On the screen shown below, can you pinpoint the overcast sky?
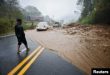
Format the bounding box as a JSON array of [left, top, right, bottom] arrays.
[[19, 0, 82, 23]]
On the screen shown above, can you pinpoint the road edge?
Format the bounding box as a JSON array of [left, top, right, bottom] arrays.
[[0, 34, 15, 38]]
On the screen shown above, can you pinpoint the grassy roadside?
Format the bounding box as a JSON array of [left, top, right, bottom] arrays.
[[0, 21, 38, 36], [23, 21, 38, 30]]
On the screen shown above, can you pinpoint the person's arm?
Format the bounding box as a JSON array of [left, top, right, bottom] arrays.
[[15, 25, 20, 37], [19, 26, 25, 36], [15, 26, 17, 36]]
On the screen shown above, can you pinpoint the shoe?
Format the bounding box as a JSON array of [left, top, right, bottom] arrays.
[[26, 48, 30, 52], [17, 50, 21, 54]]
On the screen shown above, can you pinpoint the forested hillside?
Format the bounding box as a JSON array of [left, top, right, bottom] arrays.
[[0, 0, 43, 35], [0, 0, 23, 34], [22, 6, 42, 21], [0, 0, 110, 35], [79, 0, 110, 24]]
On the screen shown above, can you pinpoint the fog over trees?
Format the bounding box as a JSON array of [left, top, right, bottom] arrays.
[[0, 0, 110, 34]]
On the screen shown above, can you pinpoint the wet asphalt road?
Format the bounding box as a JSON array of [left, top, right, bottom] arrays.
[[0, 35, 85, 75], [0, 35, 37, 75]]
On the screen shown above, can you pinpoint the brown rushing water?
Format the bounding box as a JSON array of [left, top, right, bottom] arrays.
[[26, 25, 110, 75]]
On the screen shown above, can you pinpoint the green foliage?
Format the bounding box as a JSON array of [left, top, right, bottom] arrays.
[[0, 18, 14, 34], [0, 0, 23, 35], [93, 0, 110, 24], [23, 21, 37, 30], [81, 0, 94, 18], [80, 9, 96, 24], [79, 0, 110, 24]]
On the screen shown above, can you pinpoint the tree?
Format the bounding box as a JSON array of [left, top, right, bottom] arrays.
[[79, 0, 110, 24], [0, 0, 23, 34]]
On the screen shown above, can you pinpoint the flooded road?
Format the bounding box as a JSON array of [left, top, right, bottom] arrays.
[[26, 25, 110, 75], [0, 35, 85, 75]]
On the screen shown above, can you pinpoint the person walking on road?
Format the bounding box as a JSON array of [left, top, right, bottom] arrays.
[[15, 19, 29, 54]]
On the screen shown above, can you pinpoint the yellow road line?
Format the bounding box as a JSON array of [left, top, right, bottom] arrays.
[[8, 46, 42, 75], [17, 47, 44, 75]]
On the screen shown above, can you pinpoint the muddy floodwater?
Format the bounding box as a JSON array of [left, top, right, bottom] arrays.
[[26, 25, 110, 75]]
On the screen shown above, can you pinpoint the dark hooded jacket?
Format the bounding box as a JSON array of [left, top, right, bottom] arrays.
[[15, 24, 25, 39]]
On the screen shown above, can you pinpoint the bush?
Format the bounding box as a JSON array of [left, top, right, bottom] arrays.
[[0, 18, 13, 34], [80, 0, 110, 24], [23, 21, 37, 30], [79, 10, 96, 24]]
